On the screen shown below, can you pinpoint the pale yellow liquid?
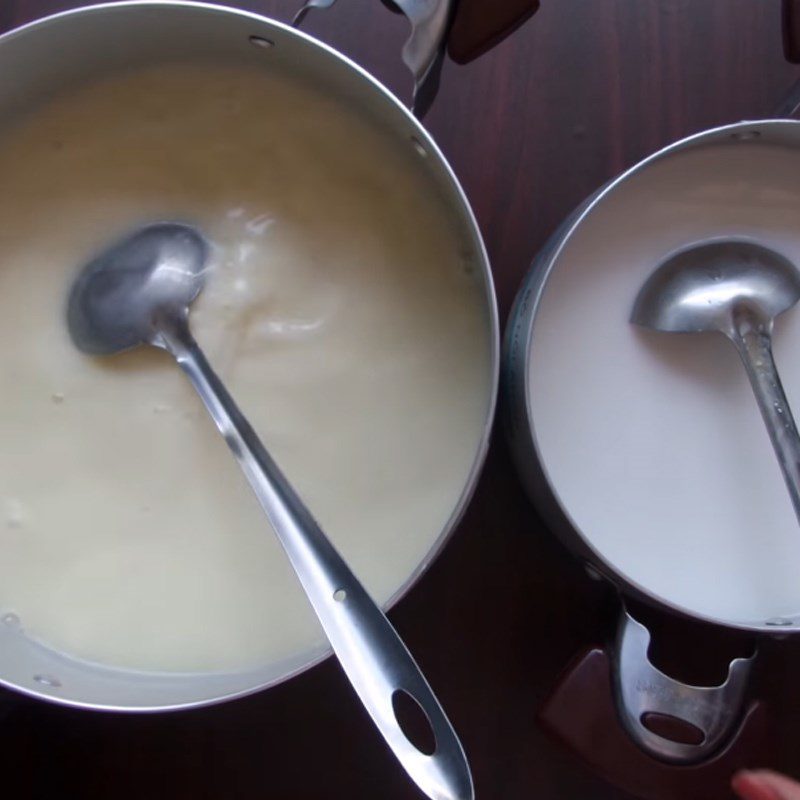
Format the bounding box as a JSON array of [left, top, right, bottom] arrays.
[[0, 64, 490, 671]]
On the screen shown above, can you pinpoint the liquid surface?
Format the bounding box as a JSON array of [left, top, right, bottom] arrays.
[[530, 137, 800, 625], [0, 64, 491, 671]]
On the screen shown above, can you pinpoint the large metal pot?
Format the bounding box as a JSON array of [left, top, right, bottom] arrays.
[[504, 119, 800, 764], [0, 1, 498, 714]]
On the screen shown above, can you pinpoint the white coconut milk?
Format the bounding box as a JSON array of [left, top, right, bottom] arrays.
[[530, 135, 800, 625]]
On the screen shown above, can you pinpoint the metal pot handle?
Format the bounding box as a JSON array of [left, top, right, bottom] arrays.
[[611, 610, 756, 764], [292, 0, 453, 114]]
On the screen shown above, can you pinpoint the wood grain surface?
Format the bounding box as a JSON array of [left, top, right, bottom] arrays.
[[1, 2, 799, 799]]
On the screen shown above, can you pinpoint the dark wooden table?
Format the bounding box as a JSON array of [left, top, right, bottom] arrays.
[[1, 2, 800, 798]]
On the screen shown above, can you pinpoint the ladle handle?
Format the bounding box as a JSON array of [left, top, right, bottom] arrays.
[[158, 321, 473, 800], [730, 314, 800, 524]]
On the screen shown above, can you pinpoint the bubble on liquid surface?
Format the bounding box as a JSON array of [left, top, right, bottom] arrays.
[[4, 499, 25, 529], [766, 617, 794, 627], [246, 214, 274, 236], [33, 674, 61, 688]]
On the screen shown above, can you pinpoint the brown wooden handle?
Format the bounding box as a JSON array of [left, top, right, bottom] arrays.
[[448, 0, 539, 64], [784, 0, 800, 63]]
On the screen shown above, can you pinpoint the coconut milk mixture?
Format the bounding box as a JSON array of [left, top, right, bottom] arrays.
[[0, 64, 490, 671], [530, 136, 800, 624]]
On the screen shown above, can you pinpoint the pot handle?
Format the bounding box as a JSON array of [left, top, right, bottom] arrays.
[[784, 0, 800, 63], [447, 0, 539, 64], [777, 0, 800, 116], [292, 0, 453, 114], [611, 610, 756, 764]]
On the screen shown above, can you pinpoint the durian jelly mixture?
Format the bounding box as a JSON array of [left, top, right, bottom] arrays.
[[0, 63, 491, 672]]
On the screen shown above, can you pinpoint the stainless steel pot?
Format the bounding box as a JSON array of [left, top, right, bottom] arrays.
[[0, 1, 499, 713], [503, 119, 800, 765]]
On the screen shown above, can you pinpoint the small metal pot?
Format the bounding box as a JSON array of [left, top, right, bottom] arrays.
[[503, 119, 800, 764], [0, 1, 498, 713]]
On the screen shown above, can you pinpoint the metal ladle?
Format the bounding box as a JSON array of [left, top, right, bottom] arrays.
[[631, 238, 800, 523], [67, 222, 473, 800]]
